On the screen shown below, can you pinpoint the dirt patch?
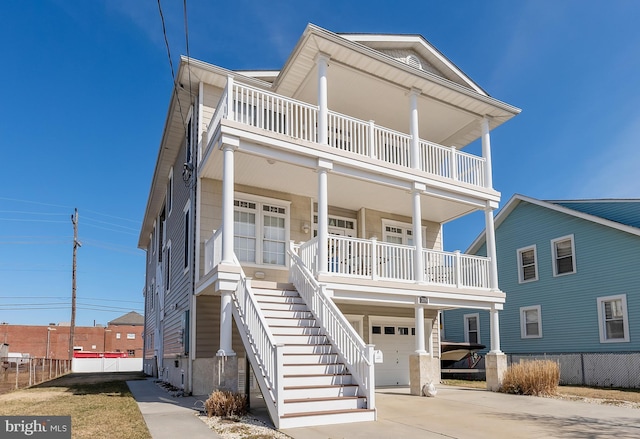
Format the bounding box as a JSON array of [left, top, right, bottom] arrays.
[[31, 371, 146, 388]]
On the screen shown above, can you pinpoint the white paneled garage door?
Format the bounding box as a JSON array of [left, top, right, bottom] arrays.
[[371, 318, 416, 386]]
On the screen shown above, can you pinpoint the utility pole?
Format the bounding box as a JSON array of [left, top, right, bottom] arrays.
[[69, 208, 80, 361]]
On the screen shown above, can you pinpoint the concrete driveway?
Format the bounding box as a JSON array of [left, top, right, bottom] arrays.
[[282, 386, 640, 439]]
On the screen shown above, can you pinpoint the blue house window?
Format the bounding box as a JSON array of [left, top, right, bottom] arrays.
[[597, 294, 629, 343], [517, 245, 538, 283], [551, 235, 576, 276], [464, 313, 480, 344], [520, 305, 542, 338]]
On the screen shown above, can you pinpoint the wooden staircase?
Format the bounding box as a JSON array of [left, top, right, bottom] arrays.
[[252, 282, 376, 428]]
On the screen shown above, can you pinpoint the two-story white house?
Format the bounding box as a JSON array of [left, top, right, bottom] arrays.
[[139, 24, 520, 428]]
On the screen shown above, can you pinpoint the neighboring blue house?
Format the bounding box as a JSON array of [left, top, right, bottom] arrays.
[[443, 194, 640, 387]]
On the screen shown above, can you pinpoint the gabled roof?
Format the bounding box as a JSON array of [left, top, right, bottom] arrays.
[[108, 311, 144, 326], [467, 194, 640, 254]]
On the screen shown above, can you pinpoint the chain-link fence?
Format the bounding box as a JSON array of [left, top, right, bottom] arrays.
[[508, 352, 640, 388], [1, 357, 72, 394]]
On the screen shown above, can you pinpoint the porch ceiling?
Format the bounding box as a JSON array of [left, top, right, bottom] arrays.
[[274, 25, 520, 150], [199, 147, 478, 224]]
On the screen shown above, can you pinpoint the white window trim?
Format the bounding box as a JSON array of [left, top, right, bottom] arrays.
[[597, 294, 630, 343], [463, 313, 480, 344], [381, 218, 426, 246], [520, 305, 542, 339], [551, 234, 576, 277], [234, 192, 291, 268], [517, 244, 538, 283], [183, 200, 191, 275], [167, 167, 174, 216]]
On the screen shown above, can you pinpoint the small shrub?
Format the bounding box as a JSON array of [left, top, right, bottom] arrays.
[[499, 359, 559, 396], [205, 390, 247, 418]]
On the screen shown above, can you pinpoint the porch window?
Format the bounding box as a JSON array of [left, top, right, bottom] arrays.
[[551, 235, 576, 276], [464, 313, 480, 344], [517, 245, 538, 283], [234, 197, 288, 266], [597, 294, 629, 343], [520, 305, 542, 338]]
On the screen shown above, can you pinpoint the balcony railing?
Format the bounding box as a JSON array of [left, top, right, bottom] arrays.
[[302, 235, 490, 289], [206, 79, 488, 189]]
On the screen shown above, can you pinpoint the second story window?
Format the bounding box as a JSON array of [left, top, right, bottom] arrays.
[[551, 235, 576, 276], [517, 245, 538, 283]]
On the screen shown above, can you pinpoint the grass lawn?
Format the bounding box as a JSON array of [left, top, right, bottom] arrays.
[[0, 372, 151, 439]]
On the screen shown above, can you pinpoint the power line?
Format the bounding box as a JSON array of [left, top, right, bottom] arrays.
[[82, 216, 140, 231]]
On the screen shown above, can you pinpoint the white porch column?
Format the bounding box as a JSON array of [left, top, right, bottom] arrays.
[[221, 139, 238, 264], [481, 116, 493, 189], [316, 53, 330, 146], [412, 183, 425, 283], [217, 290, 235, 356], [317, 159, 333, 274], [409, 88, 421, 170], [489, 307, 502, 353], [484, 204, 499, 291], [414, 301, 426, 354]]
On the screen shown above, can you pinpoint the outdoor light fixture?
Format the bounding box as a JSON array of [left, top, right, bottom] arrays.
[[302, 223, 310, 234]]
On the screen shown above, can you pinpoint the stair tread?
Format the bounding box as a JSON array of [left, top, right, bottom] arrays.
[[285, 396, 364, 403], [283, 352, 336, 355], [284, 384, 359, 390], [284, 373, 350, 377], [281, 408, 374, 419], [284, 363, 343, 366]]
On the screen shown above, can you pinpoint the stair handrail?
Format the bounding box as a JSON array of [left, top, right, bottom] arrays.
[[287, 241, 376, 410], [231, 268, 284, 420]]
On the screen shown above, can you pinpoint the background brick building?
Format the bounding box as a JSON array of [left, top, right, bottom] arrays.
[[0, 311, 144, 359]]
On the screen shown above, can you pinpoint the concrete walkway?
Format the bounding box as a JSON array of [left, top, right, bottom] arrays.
[[127, 378, 221, 439], [128, 379, 640, 439], [282, 386, 640, 439]]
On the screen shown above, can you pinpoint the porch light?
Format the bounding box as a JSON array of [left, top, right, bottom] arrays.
[[302, 223, 310, 234]]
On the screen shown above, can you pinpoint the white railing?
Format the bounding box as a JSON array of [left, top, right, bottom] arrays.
[[327, 111, 369, 155], [230, 82, 318, 143], [206, 80, 489, 189], [423, 249, 490, 289], [327, 235, 415, 281], [301, 235, 490, 288], [288, 242, 375, 410], [232, 270, 283, 419], [203, 228, 223, 275], [373, 126, 412, 168]]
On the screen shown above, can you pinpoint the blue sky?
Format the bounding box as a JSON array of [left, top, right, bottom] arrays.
[[1, 1, 639, 326]]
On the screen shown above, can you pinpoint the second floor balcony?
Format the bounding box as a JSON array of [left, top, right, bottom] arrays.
[[204, 78, 490, 191]]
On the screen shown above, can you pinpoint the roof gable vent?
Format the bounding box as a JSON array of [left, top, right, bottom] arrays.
[[406, 54, 422, 70]]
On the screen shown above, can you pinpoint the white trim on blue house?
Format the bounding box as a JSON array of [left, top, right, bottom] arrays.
[[597, 294, 630, 343], [519, 305, 542, 339], [463, 313, 480, 344], [550, 234, 576, 277], [517, 244, 538, 283]]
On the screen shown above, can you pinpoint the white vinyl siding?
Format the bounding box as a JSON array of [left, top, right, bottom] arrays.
[[517, 245, 538, 283], [551, 234, 576, 276], [463, 313, 480, 344], [597, 294, 629, 343], [520, 305, 542, 338], [234, 195, 289, 266]]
